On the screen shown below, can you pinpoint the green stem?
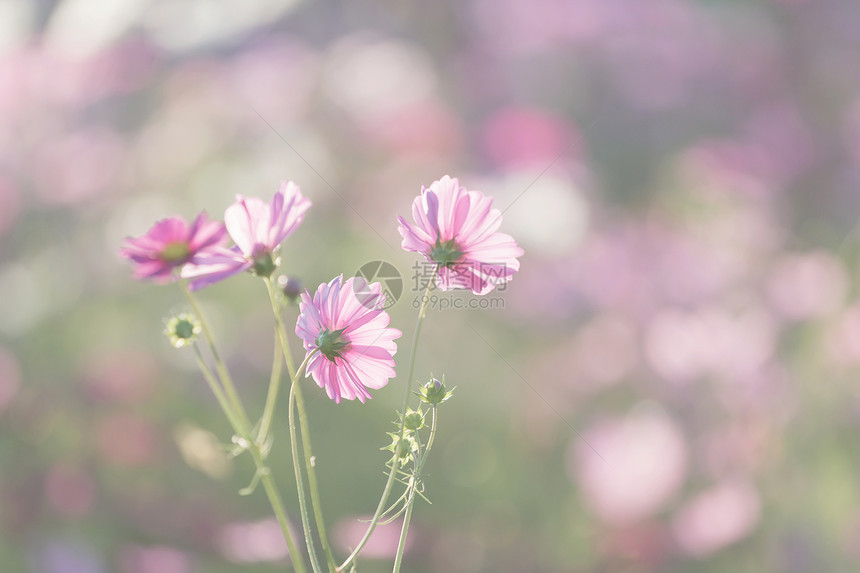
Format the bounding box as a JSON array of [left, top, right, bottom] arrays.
[[181, 281, 307, 573], [265, 276, 297, 373], [420, 407, 439, 467], [192, 344, 245, 439], [181, 281, 253, 434], [294, 370, 337, 572], [257, 331, 284, 446], [289, 352, 323, 573], [392, 408, 437, 573], [260, 469, 308, 573], [391, 483, 416, 572], [266, 277, 337, 572], [337, 270, 436, 572]]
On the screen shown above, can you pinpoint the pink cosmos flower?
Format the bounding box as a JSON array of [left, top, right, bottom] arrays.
[[182, 181, 311, 290], [397, 175, 523, 295], [296, 275, 401, 403], [119, 212, 226, 283]]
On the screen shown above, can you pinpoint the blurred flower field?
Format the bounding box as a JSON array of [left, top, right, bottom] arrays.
[[2, 0, 860, 572]]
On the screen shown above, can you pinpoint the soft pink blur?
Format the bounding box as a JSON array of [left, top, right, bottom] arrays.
[[218, 518, 292, 564], [81, 351, 157, 404], [481, 107, 578, 170], [672, 480, 761, 556], [766, 251, 847, 320], [334, 516, 411, 559], [119, 546, 192, 573], [96, 413, 161, 467], [45, 462, 96, 518], [570, 407, 687, 525]]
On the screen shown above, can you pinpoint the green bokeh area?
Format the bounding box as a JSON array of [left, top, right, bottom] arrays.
[[2, 1, 860, 572]]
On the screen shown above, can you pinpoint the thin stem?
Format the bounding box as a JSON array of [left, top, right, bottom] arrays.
[[265, 277, 297, 373], [420, 408, 439, 466], [391, 482, 416, 573], [337, 270, 437, 572], [265, 277, 336, 572], [289, 352, 323, 573], [181, 281, 253, 433], [181, 281, 307, 573], [257, 330, 284, 446], [294, 369, 337, 572], [392, 408, 437, 573], [260, 469, 308, 573], [192, 344, 245, 439]]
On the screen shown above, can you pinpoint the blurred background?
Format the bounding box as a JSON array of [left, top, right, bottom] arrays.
[[2, 0, 860, 571]]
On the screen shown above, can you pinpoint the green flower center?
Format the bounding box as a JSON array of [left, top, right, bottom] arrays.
[[174, 318, 196, 340], [164, 313, 201, 349], [316, 327, 350, 361], [161, 242, 191, 263], [429, 237, 464, 267]]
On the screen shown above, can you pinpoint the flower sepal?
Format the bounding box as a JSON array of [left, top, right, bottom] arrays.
[[251, 251, 278, 278], [430, 237, 464, 267]]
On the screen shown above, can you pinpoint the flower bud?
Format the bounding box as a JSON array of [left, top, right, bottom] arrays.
[[395, 438, 412, 458], [418, 376, 454, 405], [402, 407, 425, 431], [164, 313, 201, 349], [382, 432, 417, 465], [278, 275, 303, 304]]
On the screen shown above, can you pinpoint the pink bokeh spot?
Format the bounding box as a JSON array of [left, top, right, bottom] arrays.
[[334, 516, 411, 559], [645, 306, 776, 383], [570, 314, 638, 388], [570, 407, 687, 525], [218, 518, 292, 564], [81, 351, 158, 404], [118, 546, 192, 573], [827, 301, 860, 367], [96, 414, 161, 467], [766, 251, 847, 320], [372, 102, 462, 157], [672, 480, 761, 556], [481, 107, 578, 169], [45, 463, 96, 518], [34, 128, 126, 206]]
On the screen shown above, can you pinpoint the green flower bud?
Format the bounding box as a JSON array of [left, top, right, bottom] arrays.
[[402, 407, 425, 431], [382, 432, 417, 466], [164, 313, 201, 349], [417, 376, 454, 405], [395, 438, 412, 458]]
